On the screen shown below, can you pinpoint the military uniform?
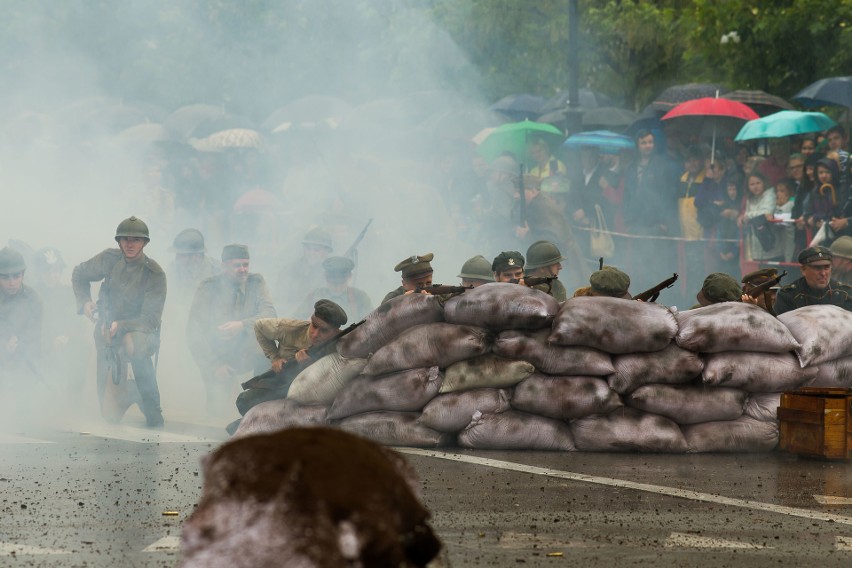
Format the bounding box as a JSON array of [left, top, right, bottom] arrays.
[[525, 241, 568, 301], [693, 272, 742, 308], [274, 227, 333, 314], [588, 266, 631, 299], [297, 256, 373, 321], [381, 253, 434, 305], [0, 283, 43, 380], [72, 246, 167, 423], [167, 228, 220, 302], [458, 255, 495, 288], [830, 236, 852, 285], [775, 246, 852, 314]]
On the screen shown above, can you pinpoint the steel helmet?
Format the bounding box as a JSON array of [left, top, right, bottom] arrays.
[[115, 216, 150, 242], [525, 240, 566, 270], [457, 255, 495, 281], [0, 247, 26, 275], [301, 227, 332, 250], [169, 228, 206, 253]]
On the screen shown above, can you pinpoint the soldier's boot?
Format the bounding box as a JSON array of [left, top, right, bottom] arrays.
[[130, 356, 164, 428]]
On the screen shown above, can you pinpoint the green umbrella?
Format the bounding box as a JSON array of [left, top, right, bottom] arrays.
[[476, 120, 564, 168], [734, 110, 836, 141]]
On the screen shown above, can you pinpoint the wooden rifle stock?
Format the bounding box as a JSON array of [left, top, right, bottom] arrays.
[[634, 273, 678, 303], [744, 270, 786, 299]]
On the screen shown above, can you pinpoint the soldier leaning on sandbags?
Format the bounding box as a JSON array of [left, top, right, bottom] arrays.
[[775, 246, 852, 315], [525, 240, 568, 301], [573, 266, 632, 299], [381, 253, 434, 304], [0, 246, 43, 384], [457, 255, 495, 288], [693, 272, 742, 309], [740, 268, 779, 312], [491, 251, 525, 284]]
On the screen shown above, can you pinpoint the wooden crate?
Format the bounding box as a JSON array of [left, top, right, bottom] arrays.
[[778, 387, 852, 460]]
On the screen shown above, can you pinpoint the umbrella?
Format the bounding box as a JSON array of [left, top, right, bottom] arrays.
[[792, 76, 852, 108], [488, 94, 546, 121], [734, 110, 836, 141], [163, 104, 226, 139], [476, 120, 563, 167], [562, 130, 634, 154], [114, 123, 171, 146], [539, 88, 616, 114], [262, 95, 352, 131], [662, 97, 758, 157], [649, 83, 729, 112], [721, 90, 794, 116], [192, 128, 264, 151], [581, 107, 639, 129]]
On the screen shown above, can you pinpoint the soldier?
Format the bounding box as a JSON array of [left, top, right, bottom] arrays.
[[237, 299, 348, 416], [524, 240, 568, 301], [72, 217, 167, 427], [187, 244, 276, 414], [274, 227, 333, 313], [830, 236, 852, 285], [491, 251, 525, 283], [774, 246, 852, 315], [297, 256, 373, 321], [741, 268, 780, 312], [167, 228, 219, 302], [457, 255, 495, 288], [381, 253, 434, 304], [694, 272, 742, 307], [575, 266, 632, 299], [0, 247, 43, 383]]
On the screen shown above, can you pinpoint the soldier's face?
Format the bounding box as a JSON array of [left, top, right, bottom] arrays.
[[0, 271, 23, 295], [119, 237, 147, 260], [308, 315, 338, 345], [495, 268, 525, 283], [802, 262, 832, 290], [402, 274, 432, 291], [223, 259, 250, 284]]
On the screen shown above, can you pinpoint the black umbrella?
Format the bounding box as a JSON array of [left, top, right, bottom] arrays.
[[489, 94, 546, 121], [792, 76, 852, 108], [539, 88, 615, 114], [581, 107, 639, 130], [648, 83, 729, 112], [722, 90, 794, 117]]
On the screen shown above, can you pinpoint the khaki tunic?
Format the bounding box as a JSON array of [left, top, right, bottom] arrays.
[[187, 273, 276, 373], [0, 284, 43, 368], [381, 286, 405, 304], [254, 318, 311, 362], [296, 286, 373, 322], [530, 278, 568, 302]]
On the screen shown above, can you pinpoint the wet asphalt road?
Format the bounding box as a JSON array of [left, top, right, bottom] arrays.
[[1, 415, 851, 568]]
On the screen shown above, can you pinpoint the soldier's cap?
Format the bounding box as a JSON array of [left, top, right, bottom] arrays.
[[741, 268, 777, 288], [0, 246, 26, 275], [697, 272, 742, 306], [458, 255, 495, 282], [221, 244, 250, 262], [313, 299, 347, 328], [302, 227, 333, 250], [395, 253, 434, 279], [798, 245, 832, 266], [169, 228, 206, 254], [33, 247, 65, 271], [830, 236, 852, 260], [589, 266, 630, 297], [323, 256, 355, 281], [491, 251, 525, 274]]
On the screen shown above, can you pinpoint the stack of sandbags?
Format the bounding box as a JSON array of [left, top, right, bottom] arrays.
[[236, 289, 844, 454], [779, 305, 852, 388]]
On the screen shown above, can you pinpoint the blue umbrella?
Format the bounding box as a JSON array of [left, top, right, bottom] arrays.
[[791, 76, 852, 109], [562, 130, 634, 154], [734, 110, 836, 141]]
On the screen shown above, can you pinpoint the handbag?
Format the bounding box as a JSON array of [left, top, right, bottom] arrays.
[[748, 216, 776, 251], [590, 204, 615, 258]]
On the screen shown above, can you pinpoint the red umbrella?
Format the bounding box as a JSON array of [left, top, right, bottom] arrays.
[[662, 97, 759, 160]]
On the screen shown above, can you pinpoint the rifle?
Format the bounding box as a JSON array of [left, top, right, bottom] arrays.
[[241, 318, 367, 390], [633, 273, 678, 303], [743, 270, 786, 299], [524, 276, 557, 293], [343, 219, 373, 263], [413, 284, 473, 295]]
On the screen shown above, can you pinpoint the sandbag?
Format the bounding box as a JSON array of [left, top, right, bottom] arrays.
[[327, 367, 442, 420], [778, 305, 852, 367], [233, 398, 328, 438], [811, 356, 852, 388], [443, 282, 559, 331], [702, 351, 817, 392], [682, 416, 779, 453], [675, 302, 800, 353], [570, 407, 688, 453], [549, 296, 677, 354], [287, 353, 368, 406], [457, 410, 576, 451], [439, 355, 534, 393], [511, 374, 622, 420], [493, 329, 614, 376], [337, 294, 444, 359], [744, 393, 781, 422], [418, 388, 512, 433], [625, 384, 746, 425], [338, 411, 451, 448], [362, 323, 491, 376], [609, 344, 704, 394]]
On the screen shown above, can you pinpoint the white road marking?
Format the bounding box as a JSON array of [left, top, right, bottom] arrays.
[[0, 433, 54, 444], [399, 449, 852, 527], [814, 495, 852, 505], [143, 535, 181, 552], [665, 532, 770, 549], [0, 542, 69, 555], [836, 536, 852, 551], [62, 424, 214, 444]]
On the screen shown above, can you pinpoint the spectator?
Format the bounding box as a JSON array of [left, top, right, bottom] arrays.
[[805, 157, 841, 232], [738, 172, 783, 261], [773, 178, 796, 262], [758, 138, 790, 186]]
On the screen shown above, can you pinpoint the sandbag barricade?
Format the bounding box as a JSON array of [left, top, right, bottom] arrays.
[[234, 291, 852, 453]]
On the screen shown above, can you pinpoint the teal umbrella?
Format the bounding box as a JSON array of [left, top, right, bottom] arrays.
[[562, 130, 634, 154], [734, 110, 836, 141], [476, 120, 564, 168]]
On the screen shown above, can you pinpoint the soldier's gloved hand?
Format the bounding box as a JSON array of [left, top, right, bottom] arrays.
[[271, 358, 286, 373], [83, 301, 97, 322], [5, 336, 18, 354], [294, 349, 311, 364]]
